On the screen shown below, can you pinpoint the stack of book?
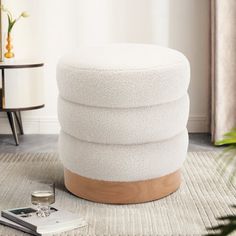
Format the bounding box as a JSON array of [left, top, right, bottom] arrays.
[[0, 206, 87, 235]]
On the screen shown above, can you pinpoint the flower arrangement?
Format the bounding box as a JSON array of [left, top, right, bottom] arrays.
[[1, 5, 29, 34], [0, 4, 29, 58]]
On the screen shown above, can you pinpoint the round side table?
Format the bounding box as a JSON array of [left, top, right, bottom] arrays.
[[0, 61, 44, 145]]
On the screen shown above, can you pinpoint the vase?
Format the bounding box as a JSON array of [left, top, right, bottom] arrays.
[[4, 33, 15, 59]]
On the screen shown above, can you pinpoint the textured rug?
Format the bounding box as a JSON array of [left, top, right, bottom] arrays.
[[0, 152, 235, 236]]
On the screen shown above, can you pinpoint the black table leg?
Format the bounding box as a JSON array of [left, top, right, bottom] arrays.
[[7, 112, 19, 146], [14, 111, 24, 135]]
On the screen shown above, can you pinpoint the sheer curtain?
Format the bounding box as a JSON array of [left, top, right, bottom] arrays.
[[211, 0, 236, 142]]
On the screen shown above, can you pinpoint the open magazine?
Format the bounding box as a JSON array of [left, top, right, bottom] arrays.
[[1, 206, 87, 235]]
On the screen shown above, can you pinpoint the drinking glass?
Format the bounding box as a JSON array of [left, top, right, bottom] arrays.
[[31, 181, 55, 217]]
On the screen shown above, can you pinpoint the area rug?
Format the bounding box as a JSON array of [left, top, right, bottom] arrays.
[[0, 152, 235, 236]]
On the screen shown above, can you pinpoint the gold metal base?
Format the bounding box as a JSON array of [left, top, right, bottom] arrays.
[[64, 168, 181, 204]]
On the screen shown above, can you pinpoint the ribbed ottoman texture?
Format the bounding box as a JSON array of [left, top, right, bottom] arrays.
[[57, 44, 190, 204]]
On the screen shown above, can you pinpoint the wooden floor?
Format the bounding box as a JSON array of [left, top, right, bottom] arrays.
[[0, 133, 221, 153]]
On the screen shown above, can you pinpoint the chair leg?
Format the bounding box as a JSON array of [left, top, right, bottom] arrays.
[[14, 111, 24, 135], [7, 112, 19, 146]]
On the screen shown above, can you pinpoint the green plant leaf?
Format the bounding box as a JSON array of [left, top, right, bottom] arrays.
[[215, 127, 236, 183], [206, 211, 236, 235], [6, 13, 18, 34], [216, 138, 236, 146], [8, 19, 16, 33]]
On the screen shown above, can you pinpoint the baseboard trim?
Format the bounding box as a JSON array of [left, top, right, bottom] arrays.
[[0, 115, 209, 134], [0, 116, 60, 134], [187, 115, 210, 133]]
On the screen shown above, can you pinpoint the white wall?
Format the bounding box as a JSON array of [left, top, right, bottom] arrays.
[[168, 0, 211, 132], [0, 0, 77, 133], [0, 0, 210, 134]]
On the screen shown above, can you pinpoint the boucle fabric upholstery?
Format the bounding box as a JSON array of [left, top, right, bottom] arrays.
[[57, 44, 190, 202], [58, 95, 189, 144], [57, 44, 190, 108], [59, 130, 188, 181]]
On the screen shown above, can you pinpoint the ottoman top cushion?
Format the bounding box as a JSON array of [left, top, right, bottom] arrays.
[[57, 44, 190, 108], [59, 44, 188, 71]]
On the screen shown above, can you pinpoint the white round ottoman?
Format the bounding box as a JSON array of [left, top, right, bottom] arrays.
[[57, 44, 190, 204]]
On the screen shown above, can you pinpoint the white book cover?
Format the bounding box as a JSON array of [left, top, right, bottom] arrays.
[[1, 206, 87, 235]]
